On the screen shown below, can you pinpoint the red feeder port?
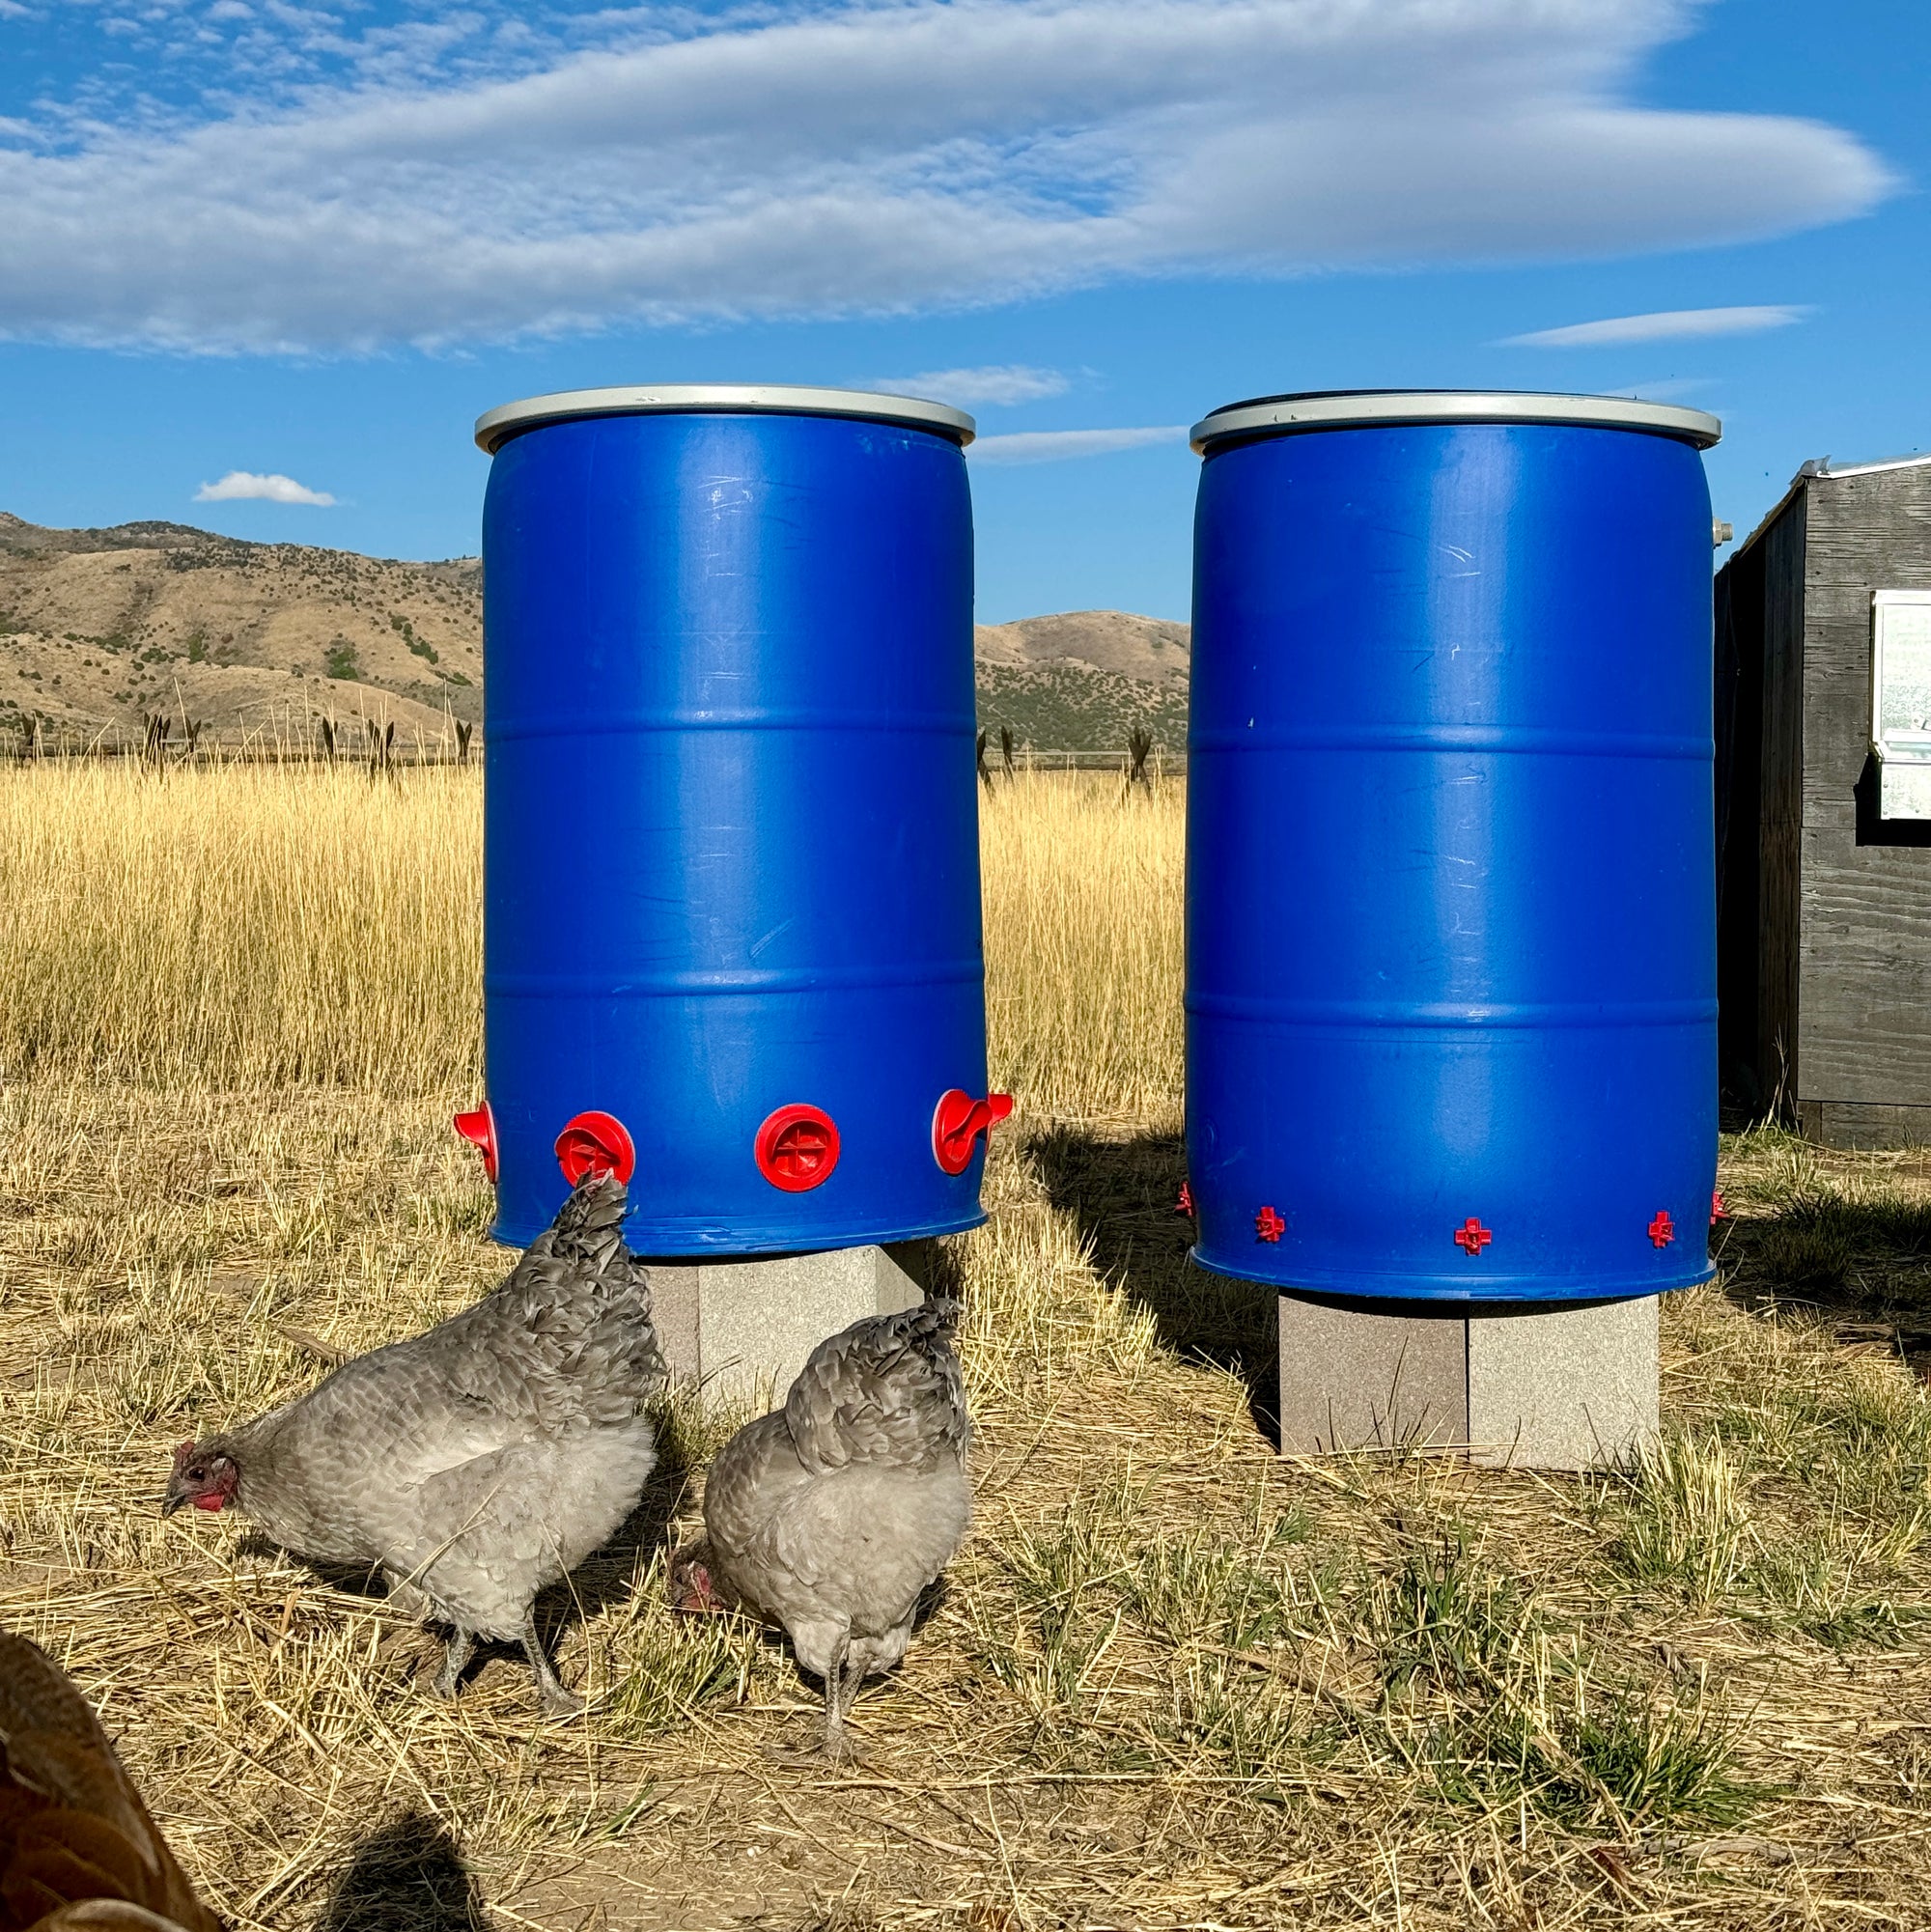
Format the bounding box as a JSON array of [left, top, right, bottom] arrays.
[[1454, 1218, 1493, 1255], [756, 1105, 841, 1191], [555, 1110, 636, 1187], [1648, 1210, 1675, 1248], [1254, 1204, 1285, 1243], [1711, 1191, 1728, 1225], [932, 1089, 1014, 1175], [453, 1105, 498, 1185], [1175, 1181, 1194, 1217]]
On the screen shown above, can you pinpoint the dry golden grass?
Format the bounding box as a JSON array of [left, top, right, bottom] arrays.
[[0, 761, 1180, 1114], [980, 770, 1183, 1124], [4, 762, 1931, 1928], [0, 762, 481, 1090]]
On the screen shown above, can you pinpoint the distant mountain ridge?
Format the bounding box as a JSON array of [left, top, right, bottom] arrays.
[[0, 513, 1186, 752], [973, 609, 1189, 752]]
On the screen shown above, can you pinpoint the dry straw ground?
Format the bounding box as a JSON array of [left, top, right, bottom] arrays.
[[4, 763, 1931, 1929]]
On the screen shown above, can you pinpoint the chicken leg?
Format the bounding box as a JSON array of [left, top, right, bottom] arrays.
[[821, 1632, 853, 1759], [522, 1610, 583, 1718], [434, 1627, 474, 1698]]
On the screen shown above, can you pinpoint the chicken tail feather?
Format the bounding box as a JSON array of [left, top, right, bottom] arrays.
[[783, 1299, 969, 1474], [545, 1172, 630, 1269]]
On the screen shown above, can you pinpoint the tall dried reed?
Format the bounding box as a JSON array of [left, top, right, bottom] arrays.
[[0, 761, 1183, 1115], [980, 769, 1183, 1122], [0, 762, 482, 1091]]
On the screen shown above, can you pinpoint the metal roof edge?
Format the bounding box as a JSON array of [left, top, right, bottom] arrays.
[[1805, 450, 1931, 481], [1725, 448, 1931, 571]]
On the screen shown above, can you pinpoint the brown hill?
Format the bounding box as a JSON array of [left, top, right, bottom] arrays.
[[0, 513, 481, 749], [973, 609, 1190, 752], [973, 609, 1190, 688], [0, 515, 1189, 753]]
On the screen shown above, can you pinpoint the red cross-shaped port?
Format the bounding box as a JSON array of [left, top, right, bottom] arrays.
[[554, 1109, 636, 1187], [1254, 1205, 1285, 1243], [754, 1104, 841, 1192], [1710, 1191, 1728, 1225], [1454, 1218, 1492, 1255], [1175, 1181, 1193, 1217], [771, 1120, 829, 1180], [1648, 1210, 1675, 1248]]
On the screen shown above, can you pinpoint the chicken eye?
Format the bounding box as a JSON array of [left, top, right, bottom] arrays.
[[188, 1467, 206, 1481]]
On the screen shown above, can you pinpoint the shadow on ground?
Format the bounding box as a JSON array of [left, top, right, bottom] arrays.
[[1717, 1181, 1931, 1373], [1025, 1125, 1278, 1437], [316, 1810, 484, 1932]]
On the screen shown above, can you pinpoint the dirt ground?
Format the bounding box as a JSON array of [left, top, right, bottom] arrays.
[[7, 1080, 1931, 1929]]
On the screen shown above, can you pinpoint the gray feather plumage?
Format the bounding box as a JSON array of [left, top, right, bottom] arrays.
[[200, 1175, 663, 1645], [703, 1299, 972, 1720]]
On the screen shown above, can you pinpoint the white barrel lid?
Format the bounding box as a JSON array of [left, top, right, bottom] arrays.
[[1190, 389, 1721, 454], [475, 383, 975, 454]]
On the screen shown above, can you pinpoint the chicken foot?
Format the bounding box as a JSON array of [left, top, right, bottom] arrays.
[[523, 1610, 584, 1718]]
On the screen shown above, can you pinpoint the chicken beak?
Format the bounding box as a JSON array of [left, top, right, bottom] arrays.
[[160, 1491, 184, 1517]]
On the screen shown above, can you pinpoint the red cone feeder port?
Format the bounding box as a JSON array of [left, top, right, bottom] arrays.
[[932, 1090, 1012, 1176], [555, 1111, 637, 1187], [755, 1105, 841, 1192], [453, 1106, 498, 1185]]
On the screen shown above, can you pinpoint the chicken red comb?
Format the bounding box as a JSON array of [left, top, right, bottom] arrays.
[[172, 1441, 198, 1470]]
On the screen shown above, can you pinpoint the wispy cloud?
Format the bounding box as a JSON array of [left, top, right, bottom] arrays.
[[1503, 304, 1811, 348], [0, 2, 1892, 352], [193, 471, 337, 506], [969, 425, 1188, 464], [872, 365, 1070, 407]]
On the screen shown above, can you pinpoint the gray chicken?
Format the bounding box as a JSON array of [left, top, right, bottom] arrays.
[[162, 1174, 662, 1717], [674, 1298, 971, 1756]]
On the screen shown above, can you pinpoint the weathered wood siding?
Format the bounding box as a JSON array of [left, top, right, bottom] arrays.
[[1798, 466, 1931, 1122], [1757, 494, 1807, 1110]]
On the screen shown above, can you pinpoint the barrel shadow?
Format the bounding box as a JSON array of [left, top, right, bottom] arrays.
[[1024, 1126, 1278, 1433], [315, 1810, 484, 1932], [1715, 1189, 1931, 1375]]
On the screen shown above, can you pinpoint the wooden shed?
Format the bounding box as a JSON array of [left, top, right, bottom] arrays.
[[1716, 452, 1931, 1146]]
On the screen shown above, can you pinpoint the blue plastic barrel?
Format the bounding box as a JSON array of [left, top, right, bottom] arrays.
[[469, 384, 1000, 1251], [1185, 391, 1722, 1301]]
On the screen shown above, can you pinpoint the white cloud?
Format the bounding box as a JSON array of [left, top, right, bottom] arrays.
[[193, 470, 337, 505], [969, 425, 1188, 463], [873, 364, 1070, 407], [0, 0, 1893, 352], [1503, 303, 1811, 348]]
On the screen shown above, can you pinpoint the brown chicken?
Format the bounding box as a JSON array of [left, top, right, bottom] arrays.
[[0, 1630, 220, 1932], [674, 1299, 971, 1756]]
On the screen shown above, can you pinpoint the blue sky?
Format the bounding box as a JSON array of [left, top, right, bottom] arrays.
[[0, 0, 1921, 622]]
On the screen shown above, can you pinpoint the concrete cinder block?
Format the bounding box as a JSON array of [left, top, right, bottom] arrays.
[[647, 1241, 932, 1411], [1276, 1289, 1661, 1471], [1277, 1292, 1468, 1455], [1466, 1294, 1659, 1470]]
